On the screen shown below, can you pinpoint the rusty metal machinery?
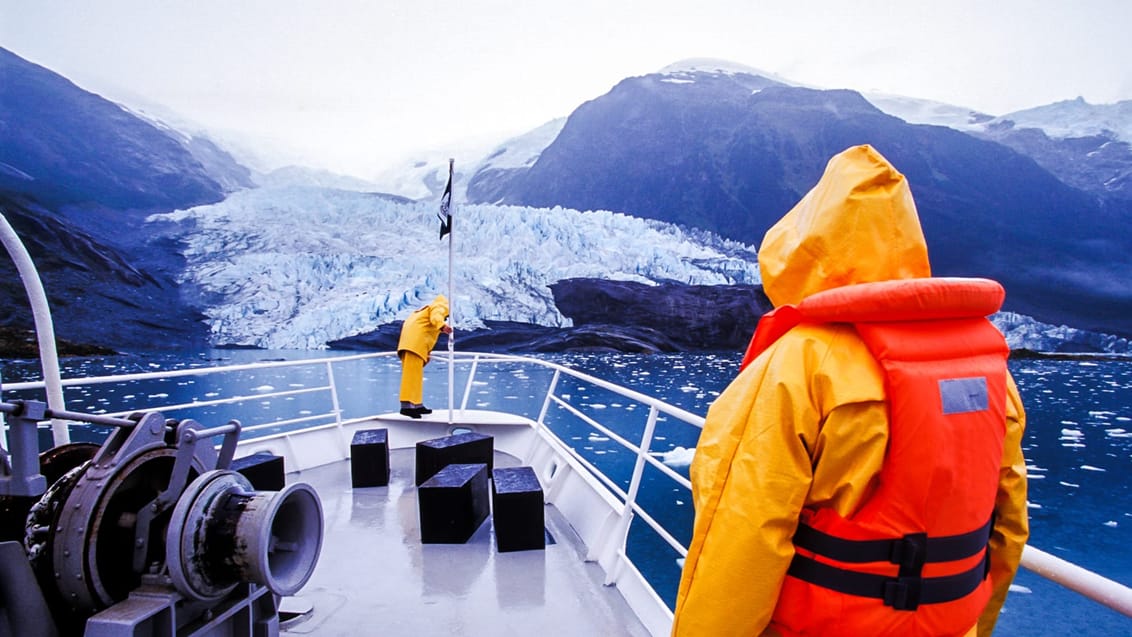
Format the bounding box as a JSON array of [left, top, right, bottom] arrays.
[[1, 398, 324, 637]]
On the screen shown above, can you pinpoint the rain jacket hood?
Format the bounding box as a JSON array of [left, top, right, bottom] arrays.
[[759, 144, 930, 306], [397, 295, 450, 363]]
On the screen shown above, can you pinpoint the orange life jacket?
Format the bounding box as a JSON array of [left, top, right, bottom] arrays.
[[745, 278, 1010, 637]]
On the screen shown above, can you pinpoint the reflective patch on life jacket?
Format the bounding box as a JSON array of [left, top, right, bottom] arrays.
[[939, 376, 989, 415]]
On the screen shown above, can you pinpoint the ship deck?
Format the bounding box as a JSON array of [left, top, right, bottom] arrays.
[[280, 447, 652, 636]]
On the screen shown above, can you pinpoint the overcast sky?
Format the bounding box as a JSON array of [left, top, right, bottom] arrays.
[[3, 1, 1130, 180]]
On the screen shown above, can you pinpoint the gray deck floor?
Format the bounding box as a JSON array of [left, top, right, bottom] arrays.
[[281, 449, 652, 637]]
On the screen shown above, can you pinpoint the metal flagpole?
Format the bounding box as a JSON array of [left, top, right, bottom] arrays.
[[445, 159, 455, 425]]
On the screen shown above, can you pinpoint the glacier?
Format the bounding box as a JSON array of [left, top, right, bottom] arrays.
[[148, 187, 760, 349]]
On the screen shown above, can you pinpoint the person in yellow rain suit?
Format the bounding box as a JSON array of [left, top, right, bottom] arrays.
[[397, 294, 451, 418], [672, 145, 1028, 637]]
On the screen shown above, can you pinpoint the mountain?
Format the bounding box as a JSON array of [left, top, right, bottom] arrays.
[[0, 193, 209, 350], [463, 64, 1132, 338], [0, 48, 244, 212], [0, 47, 248, 349], [968, 100, 1132, 203], [862, 94, 1132, 201], [994, 98, 1132, 144]]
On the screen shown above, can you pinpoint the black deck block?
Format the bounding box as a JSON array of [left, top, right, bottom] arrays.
[[418, 463, 490, 544], [414, 431, 494, 486], [350, 428, 391, 488], [491, 466, 545, 552], [230, 452, 286, 491]]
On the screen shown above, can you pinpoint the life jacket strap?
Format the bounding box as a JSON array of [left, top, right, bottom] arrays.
[[792, 516, 994, 566], [786, 551, 989, 611]]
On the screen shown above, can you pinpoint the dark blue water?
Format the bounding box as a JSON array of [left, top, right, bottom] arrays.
[[2, 351, 1130, 634]]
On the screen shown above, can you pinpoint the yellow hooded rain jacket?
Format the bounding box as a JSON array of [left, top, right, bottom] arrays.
[[397, 294, 450, 364], [671, 145, 1028, 637]]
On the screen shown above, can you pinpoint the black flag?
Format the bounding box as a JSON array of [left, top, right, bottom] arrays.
[[437, 159, 453, 239]]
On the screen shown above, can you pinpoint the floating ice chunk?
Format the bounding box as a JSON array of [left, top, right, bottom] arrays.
[[253, 385, 275, 392], [1080, 465, 1107, 472], [1059, 481, 1079, 488], [1060, 428, 1083, 438], [1104, 521, 1118, 528], [1027, 502, 1042, 509], [1009, 584, 1032, 594], [655, 446, 696, 467]]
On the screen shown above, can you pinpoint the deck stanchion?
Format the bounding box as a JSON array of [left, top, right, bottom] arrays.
[[324, 360, 348, 454], [599, 405, 661, 585], [459, 354, 480, 414]]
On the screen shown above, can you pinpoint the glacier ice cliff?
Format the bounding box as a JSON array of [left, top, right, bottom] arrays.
[[149, 187, 759, 349]]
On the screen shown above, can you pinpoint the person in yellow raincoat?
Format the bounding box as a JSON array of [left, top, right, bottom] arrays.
[[397, 294, 451, 418], [671, 145, 1028, 636]]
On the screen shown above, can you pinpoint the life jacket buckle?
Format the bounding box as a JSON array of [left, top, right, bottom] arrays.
[[883, 575, 923, 611], [889, 532, 928, 575]]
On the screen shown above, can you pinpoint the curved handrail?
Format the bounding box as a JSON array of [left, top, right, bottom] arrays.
[[0, 210, 68, 443], [1021, 545, 1132, 618]]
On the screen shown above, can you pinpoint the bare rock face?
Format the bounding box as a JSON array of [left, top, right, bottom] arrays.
[[549, 278, 769, 351], [327, 279, 770, 354]]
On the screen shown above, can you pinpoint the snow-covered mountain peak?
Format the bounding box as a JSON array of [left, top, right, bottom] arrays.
[[661, 58, 787, 81], [658, 58, 794, 84], [991, 97, 1132, 144]]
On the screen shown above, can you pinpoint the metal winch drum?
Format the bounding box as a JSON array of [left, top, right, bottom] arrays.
[[2, 402, 324, 636], [166, 469, 323, 601]]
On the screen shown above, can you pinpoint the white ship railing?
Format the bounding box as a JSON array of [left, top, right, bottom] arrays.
[[3, 350, 1131, 625]]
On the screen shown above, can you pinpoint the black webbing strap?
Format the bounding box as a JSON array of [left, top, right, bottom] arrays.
[[787, 517, 995, 611], [792, 516, 994, 565], [787, 550, 989, 611]]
